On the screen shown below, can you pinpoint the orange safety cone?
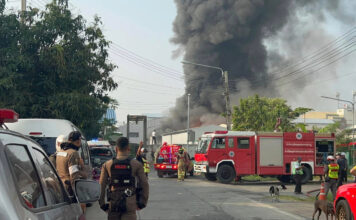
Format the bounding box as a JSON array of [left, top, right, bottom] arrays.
[[319, 182, 326, 200]]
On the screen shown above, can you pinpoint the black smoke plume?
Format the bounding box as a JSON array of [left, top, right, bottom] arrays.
[[163, 0, 355, 131]]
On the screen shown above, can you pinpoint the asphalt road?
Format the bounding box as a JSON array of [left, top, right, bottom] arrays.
[[86, 173, 308, 220]]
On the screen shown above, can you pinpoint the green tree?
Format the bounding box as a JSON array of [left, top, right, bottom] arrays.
[[232, 95, 312, 132], [317, 122, 353, 145], [0, 0, 117, 138]]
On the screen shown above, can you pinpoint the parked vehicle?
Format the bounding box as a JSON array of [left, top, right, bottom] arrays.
[[154, 144, 193, 178], [5, 118, 93, 179], [89, 147, 114, 181], [194, 131, 335, 184], [334, 183, 356, 220], [0, 109, 100, 220]]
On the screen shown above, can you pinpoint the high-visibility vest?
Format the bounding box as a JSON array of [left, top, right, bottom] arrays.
[[142, 158, 150, 173], [328, 163, 339, 179], [292, 162, 304, 175]]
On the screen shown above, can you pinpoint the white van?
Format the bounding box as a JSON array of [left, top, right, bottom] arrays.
[[5, 119, 92, 172]]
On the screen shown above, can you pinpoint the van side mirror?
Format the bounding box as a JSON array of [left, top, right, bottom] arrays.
[[75, 180, 101, 203]]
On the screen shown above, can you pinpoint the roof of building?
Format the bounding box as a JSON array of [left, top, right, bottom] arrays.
[[292, 118, 335, 124]]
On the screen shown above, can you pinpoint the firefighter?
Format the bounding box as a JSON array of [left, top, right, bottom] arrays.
[[293, 157, 303, 194], [99, 137, 149, 220], [324, 155, 340, 201], [177, 148, 187, 182]]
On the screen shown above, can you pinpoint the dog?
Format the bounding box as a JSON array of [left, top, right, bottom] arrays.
[[312, 200, 335, 220], [269, 185, 287, 202]]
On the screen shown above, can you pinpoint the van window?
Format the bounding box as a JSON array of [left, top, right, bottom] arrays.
[[32, 148, 66, 205], [5, 144, 46, 209], [238, 138, 250, 149], [212, 138, 226, 149], [31, 137, 56, 156]]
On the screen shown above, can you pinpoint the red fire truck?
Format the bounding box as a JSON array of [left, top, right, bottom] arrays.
[[154, 144, 194, 178], [194, 131, 335, 184]]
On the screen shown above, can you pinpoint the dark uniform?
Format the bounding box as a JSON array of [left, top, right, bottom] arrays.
[[337, 156, 348, 187], [56, 143, 87, 195], [99, 154, 149, 220]]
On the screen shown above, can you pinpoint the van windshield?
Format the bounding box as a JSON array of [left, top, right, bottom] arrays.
[[31, 137, 56, 156], [197, 138, 211, 154]]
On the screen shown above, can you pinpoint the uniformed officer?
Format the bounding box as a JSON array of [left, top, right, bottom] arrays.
[[99, 137, 149, 220], [56, 131, 87, 195], [324, 155, 339, 200], [49, 134, 67, 168], [293, 157, 303, 194], [136, 142, 150, 178], [177, 148, 188, 182]]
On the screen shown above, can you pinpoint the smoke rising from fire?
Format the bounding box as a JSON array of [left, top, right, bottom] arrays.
[[162, 0, 356, 131]]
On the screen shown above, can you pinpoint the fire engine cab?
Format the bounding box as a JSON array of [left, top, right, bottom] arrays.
[[194, 130, 335, 184]]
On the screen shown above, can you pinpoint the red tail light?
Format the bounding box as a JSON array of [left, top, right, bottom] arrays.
[[195, 154, 208, 162], [173, 165, 177, 169], [29, 132, 42, 136], [160, 165, 166, 169]]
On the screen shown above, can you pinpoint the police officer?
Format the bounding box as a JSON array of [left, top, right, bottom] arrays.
[[337, 152, 348, 187], [49, 134, 67, 168], [99, 137, 149, 220], [324, 155, 339, 201], [293, 157, 303, 194], [56, 131, 87, 195]]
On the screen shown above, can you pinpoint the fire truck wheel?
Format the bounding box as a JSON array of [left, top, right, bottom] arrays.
[[300, 166, 312, 184], [277, 175, 291, 183], [204, 173, 217, 181], [217, 165, 235, 184], [157, 171, 163, 178]]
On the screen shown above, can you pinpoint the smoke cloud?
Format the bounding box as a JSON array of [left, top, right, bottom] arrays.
[[163, 0, 356, 131]]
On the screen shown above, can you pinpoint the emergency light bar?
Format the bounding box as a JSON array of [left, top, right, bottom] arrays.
[[0, 109, 19, 125]]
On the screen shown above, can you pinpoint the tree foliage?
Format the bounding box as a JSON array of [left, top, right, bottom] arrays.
[[232, 95, 312, 132], [316, 122, 353, 145], [0, 0, 117, 138]]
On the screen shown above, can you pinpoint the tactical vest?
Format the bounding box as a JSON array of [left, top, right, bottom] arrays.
[[110, 158, 136, 189], [142, 158, 150, 173], [108, 158, 136, 213], [328, 163, 339, 179]]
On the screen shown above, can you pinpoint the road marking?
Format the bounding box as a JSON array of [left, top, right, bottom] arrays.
[[219, 197, 305, 220]]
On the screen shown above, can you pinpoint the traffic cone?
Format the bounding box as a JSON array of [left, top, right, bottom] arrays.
[[319, 182, 326, 200]]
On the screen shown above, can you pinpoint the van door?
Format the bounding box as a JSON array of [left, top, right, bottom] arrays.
[[234, 136, 253, 174], [208, 137, 228, 171]]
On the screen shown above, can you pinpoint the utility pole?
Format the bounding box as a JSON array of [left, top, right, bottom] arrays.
[[223, 71, 231, 130], [181, 61, 232, 131], [187, 94, 191, 148], [21, 0, 26, 11]]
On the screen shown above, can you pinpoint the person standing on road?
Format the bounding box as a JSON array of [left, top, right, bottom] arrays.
[[337, 152, 348, 187], [151, 130, 157, 145], [99, 137, 149, 220], [56, 131, 88, 213], [136, 141, 150, 178], [324, 155, 339, 201], [177, 148, 188, 182], [49, 134, 67, 168], [293, 157, 304, 194]]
